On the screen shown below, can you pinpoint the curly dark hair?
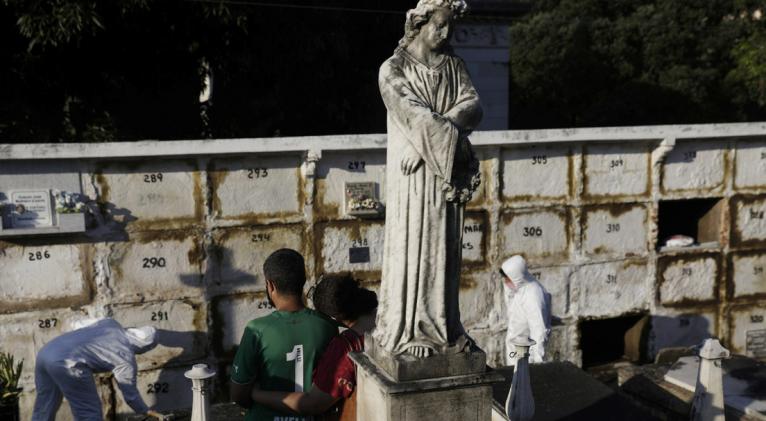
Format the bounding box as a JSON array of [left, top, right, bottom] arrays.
[[312, 273, 378, 322]]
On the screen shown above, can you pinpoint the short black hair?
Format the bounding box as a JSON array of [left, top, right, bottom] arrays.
[[313, 273, 378, 322], [263, 248, 306, 296]]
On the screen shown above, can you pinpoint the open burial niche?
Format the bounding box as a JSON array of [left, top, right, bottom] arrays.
[[657, 197, 725, 251], [579, 314, 649, 368]]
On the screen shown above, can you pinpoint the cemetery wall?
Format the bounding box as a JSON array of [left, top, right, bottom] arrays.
[[1, 122, 765, 418]]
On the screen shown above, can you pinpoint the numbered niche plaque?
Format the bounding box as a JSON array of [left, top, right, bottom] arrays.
[[502, 145, 570, 202], [572, 260, 650, 318], [734, 138, 766, 190], [583, 143, 650, 199], [95, 160, 202, 228], [730, 252, 766, 298], [658, 254, 719, 305], [315, 151, 386, 219], [114, 367, 192, 413], [209, 155, 303, 221], [211, 225, 305, 294], [319, 223, 384, 273], [462, 213, 487, 265], [109, 233, 203, 302], [0, 244, 88, 311], [661, 140, 726, 194], [729, 305, 766, 359], [213, 294, 276, 354], [582, 205, 649, 258], [501, 208, 570, 263], [111, 300, 205, 369], [731, 195, 766, 245]]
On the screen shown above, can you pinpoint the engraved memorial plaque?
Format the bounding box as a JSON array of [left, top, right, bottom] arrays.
[[344, 182, 380, 217], [10, 190, 53, 228], [747, 329, 766, 358]]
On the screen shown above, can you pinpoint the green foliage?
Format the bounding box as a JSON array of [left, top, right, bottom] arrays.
[[0, 0, 409, 142], [0, 352, 23, 406], [509, 0, 766, 128]]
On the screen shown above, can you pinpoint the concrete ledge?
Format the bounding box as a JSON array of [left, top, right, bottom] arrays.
[[1, 122, 765, 160]]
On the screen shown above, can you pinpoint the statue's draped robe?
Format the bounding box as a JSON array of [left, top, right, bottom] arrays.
[[374, 47, 482, 355]]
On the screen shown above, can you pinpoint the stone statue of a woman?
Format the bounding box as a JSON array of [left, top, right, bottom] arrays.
[[374, 0, 482, 359]]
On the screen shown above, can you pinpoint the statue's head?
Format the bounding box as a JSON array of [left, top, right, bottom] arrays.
[[399, 0, 468, 49]]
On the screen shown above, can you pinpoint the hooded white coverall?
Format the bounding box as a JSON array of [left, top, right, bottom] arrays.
[[502, 256, 552, 366], [32, 318, 156, 421]]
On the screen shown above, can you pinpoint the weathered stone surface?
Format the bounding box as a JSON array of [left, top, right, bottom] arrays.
[[209, 155, 303, 221], [661, 140, 726, 193], [728, 305, 766, 358], [0, 243, 90, 313], [501, 208, 570, 264], [732, 195, 766, 244], [212, 293, 275, 355], [584, 142, 650, 198], [731, 252, 766, 297], [110, 233, 203, 303], [734, 139, 766, 189], [648, 310, 717, 360], [571, 260, 650, 318], [208, 224, 305, 295], [352, 351, 500, 421], [582, 205, 649, 258], [111, 300, 206, 370], [365, 334, 486, 381], [319, 222, 384, 274], [527, 265, 570, 318], [502, 145, 570, 201], [96, 160, 202, 229], [460, 270, 502, 328], [0, 308, 96, 385], [462, 212, 487, 264], [659, 255, 718, 304], [315, 150, 386, 219], [114, 366, 194, 417]]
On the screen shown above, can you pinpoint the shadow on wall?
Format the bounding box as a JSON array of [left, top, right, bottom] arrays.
[[579, 313, 712, 368], [120, 328, 210, 421], [648, 314, 713, 361]]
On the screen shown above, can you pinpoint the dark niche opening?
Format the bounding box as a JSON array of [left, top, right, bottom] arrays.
[[657, 197, 724, 251], [579, 314, 648, 368]]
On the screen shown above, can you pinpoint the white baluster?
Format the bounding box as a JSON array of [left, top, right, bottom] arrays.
[[185, 363, 216, 421], [506, 337, 536, 421], [690, 339, 730, 421]]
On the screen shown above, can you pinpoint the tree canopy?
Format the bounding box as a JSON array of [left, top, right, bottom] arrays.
[[508, 0, 766, 128], [0, 0, 410, 142], [1, 0, 764, 141]]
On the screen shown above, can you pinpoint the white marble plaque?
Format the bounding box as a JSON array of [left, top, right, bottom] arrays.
[[10, 190, 52, 227]]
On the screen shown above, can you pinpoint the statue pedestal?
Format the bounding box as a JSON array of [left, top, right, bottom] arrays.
[[364, 333, 487, 381], [350, 347, 503, 421]]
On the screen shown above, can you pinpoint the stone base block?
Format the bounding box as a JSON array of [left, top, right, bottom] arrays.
[[351, 352, 503, 421], [365, 333, 487, 381]]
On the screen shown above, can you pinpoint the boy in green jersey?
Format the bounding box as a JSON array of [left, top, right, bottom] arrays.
[[230, 249, 338, 421]]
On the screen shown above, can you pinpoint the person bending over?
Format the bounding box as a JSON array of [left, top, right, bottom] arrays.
[[230, 248, 338, 421], [251, 273, 378, 421], [32, 318, 162, 421]]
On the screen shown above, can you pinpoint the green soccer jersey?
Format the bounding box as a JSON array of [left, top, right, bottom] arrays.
[[231, 308, 338, 421]]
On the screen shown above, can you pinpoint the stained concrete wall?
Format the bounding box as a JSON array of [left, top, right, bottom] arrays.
[[1, 122, 766, 419]]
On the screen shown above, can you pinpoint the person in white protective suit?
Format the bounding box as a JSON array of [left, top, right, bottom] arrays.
[[32, 318, 164, 421], [501, 255, 552, 366]]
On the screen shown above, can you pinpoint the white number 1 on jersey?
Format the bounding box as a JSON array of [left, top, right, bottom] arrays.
[[286, 344, 304, 392]]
